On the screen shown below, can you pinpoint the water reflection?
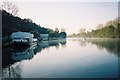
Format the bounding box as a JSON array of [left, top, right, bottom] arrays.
[[2, 38, 119, 78], [78, 39, 86, 46], [2, 63, 22, 78], [59, 40, 67, 48], [2, 39, 67, 78], [70, 38, 120, 57], [12, 46, 35, 61], [86, 38, 120, 57]]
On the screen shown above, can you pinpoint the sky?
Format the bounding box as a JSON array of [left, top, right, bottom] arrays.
[[4, 0, 118, 35]]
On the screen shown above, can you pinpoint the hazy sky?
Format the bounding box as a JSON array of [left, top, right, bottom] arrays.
[[13, 1, 118, 34]]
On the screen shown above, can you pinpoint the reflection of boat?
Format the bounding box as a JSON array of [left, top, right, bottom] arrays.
[[2, 39, 67, 68], [40, 41, 49, 48], [2, 43, 37, 68], [49, 40, 59, 45], [12, 45, 36, 61], [59, 39, 66, 45]]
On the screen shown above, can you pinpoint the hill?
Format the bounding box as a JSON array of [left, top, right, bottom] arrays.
[[2, 10, 49, 37]]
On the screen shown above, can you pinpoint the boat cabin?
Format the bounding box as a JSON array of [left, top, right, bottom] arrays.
[[11, 31, 34, 45]]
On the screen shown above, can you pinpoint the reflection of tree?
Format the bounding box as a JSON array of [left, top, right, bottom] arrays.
[[59, 39, 67, 48], [49, 40, 59, 50], [2, 63, 22, 78], [95, 45, 104, 50], [72, 39, 87, 47], [87, 39, 120, 57], [55, 44, 59, 49], [2, 39, 67, 78], [79, 40, 86, 47], [2, 48, 13, 68], [2, 46, 34, 78]]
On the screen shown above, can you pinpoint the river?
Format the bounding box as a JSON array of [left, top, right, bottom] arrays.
[[2, 38, 119, 78]]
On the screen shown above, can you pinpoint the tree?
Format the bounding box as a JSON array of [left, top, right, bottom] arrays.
[[96, 24, 103, 30], [114, 23, 120, 38], [105, 20, 113, 27], [106, 25, 115, 38], [78, 28, 86, 37], [67, 33, 77, 37], [79, 28, 86, 33], [112, 18, 119, 28], [23, 18, 33, 23], [2, 1, 19, 16], [59, 32, 67, 38], [55, 28, 59, 33], [49, 32, 59, 38]]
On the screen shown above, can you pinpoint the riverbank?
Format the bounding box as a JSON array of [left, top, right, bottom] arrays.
[[2, 38, 119, 78]]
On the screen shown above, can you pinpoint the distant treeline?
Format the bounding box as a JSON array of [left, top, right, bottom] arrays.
[[68, 18, 120, 38], [87, 24, 120, 38], [2, 10, 66, 39]]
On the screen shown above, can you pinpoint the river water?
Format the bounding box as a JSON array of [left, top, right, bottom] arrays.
[[2, 38, 119, 78]]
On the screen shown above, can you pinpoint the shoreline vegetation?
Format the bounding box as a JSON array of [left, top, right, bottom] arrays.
[[68, 18, 120, 38], [1, 5, 120, 47], [2, 10, 67, 38], [2, 10, 66, 47], [1, 2, 119, 78]]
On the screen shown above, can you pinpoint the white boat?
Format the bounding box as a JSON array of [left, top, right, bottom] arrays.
[[11, 31, 34, 45]]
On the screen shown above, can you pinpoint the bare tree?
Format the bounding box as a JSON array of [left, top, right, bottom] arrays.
[[55, 28, 59, 33], [2, 1, 19, 16], [79, 28, 86, 34], [78, 28, 86, 37]]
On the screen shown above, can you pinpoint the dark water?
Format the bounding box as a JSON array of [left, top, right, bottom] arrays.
[[2, 38, 119, 78]]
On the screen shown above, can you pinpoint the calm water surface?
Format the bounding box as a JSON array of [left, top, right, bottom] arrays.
[[2, 38, 119, 78]]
